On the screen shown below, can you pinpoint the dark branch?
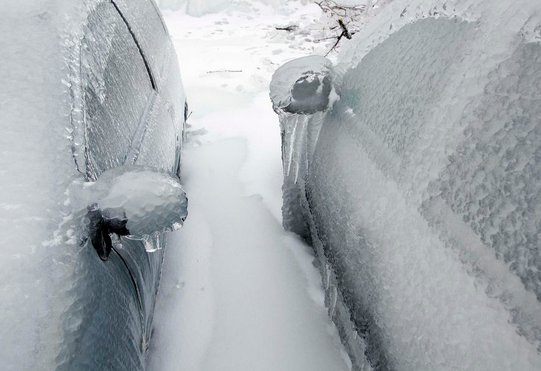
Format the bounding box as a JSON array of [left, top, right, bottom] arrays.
[[338, 18, 352, 39], [206, 69, 243, 74], [275, 25, 298, 31], [324, 19, 356, 56], [315, 0, 366, 19]]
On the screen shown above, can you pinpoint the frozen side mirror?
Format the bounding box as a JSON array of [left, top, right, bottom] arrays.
[[82, 166, 188, 260], [270, 55, 338, 115]]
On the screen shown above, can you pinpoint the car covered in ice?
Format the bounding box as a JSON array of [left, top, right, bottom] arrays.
[[0, 0, 187, 370], [271, 0, 541, 370]]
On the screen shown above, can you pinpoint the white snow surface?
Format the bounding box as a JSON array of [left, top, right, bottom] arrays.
[[155, 0, 310, 16], [148, 2, 351, 371]]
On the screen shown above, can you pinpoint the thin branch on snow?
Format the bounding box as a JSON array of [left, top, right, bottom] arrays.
[[206, 69, 243, 74], [315, 0, 366, 20], [275, 25, 298, 31], [324, 19, 355, 56], [338, 18, 352, 39], [314, 36, 341, 42], [313, 1, 363, 56]]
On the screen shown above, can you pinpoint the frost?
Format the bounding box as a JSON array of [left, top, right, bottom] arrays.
[[270, 56, 339, 240], [273, 0, 541, 370], [0, 0, 186, 370], [270, 55, 337, 115], [80, 166, 188, 259]]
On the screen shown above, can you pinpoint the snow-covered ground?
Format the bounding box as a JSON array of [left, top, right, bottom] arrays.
[[147, 2, 352, 370]]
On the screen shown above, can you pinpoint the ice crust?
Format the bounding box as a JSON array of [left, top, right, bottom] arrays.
[[82, 1, 154, 176], [271, 0, 541, 370], [90, 166, 188, 240], [270, 55, 337, 115], [0, 0, 186, 370], [270, 56, 338, 240]]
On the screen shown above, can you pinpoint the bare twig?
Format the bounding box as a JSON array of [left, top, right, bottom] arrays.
[[315, 36, 341, 42], [206, 69, 243, 74], [313, 1, 365, 55], [338, 18, 352, 39], [275, 25, 298, 31], [324, 18, 355, 56], [315, 0, 366, 20], [325, 33, 344, 57]]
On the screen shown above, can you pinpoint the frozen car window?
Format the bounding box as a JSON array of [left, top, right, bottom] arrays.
[[82, 2, 153, 179], [111, 0, 187, 176], [112, 0, 171, 89]]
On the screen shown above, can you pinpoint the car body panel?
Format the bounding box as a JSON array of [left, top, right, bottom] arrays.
[[272, 1, 541, 370], [0, 1, 185, 370]]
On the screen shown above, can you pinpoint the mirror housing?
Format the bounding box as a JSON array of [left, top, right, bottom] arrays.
[[81, 166, 188, 260], [270, 55, 339, 115]]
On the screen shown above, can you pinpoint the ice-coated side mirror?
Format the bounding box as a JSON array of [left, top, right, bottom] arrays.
[[80, 166, 188, 260], [270, 55, 338, 115]]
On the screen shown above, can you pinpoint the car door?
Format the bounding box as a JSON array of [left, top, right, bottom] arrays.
[[58, 2, 166, 370]]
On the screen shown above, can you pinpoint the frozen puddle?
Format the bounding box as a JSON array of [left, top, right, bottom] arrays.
[[147, 3, 350, 371]]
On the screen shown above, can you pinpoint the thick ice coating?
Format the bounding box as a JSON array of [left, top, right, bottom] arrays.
[[0, 0, 187, 370], [93, 166, 188, 238], [270, 55, 337, 115], [270, 56, 338, 240], [272, 0, 541, 370]]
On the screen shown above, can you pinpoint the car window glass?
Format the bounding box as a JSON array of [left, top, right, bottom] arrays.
[[82, 2, 153, 179], [112, 0, 171, 87]]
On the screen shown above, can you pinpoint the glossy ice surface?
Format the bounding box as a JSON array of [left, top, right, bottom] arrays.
[[0, 0, 186, 370], [271, 0, 541, 370], [93, 166, 188, 239], [270, 55, 336, 115]]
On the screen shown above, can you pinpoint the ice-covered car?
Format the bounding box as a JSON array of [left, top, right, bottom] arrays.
[[271, 0, 541, 370], [0, 0, 187, 370]]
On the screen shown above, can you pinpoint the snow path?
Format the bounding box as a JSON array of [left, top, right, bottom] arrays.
[[147, 3, 351, 371]]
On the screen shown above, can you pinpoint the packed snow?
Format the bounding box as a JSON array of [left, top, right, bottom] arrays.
[[147, 1, 354, 370]]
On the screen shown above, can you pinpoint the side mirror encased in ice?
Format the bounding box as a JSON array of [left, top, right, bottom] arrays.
[[270, 55, 339, 115], [80, 166, 188, 260]]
